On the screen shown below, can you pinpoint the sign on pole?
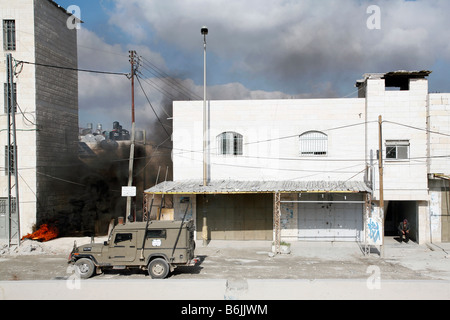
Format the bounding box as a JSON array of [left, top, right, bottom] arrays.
[[122, 186, 136, 197]]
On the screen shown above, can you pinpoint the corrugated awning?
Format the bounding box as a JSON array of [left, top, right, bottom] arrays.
[[432, 174, 450, 181], [144, 180, 371, 195]]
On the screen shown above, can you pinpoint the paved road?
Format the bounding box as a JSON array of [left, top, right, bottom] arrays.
[[1, 238, 449, 300], [1, 278, 449, 300]]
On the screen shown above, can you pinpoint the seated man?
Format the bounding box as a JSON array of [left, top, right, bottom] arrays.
[[398, 219, 410, 243]]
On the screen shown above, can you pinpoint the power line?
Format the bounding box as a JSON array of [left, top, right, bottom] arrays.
[[383, 120, 450, 137], [136, 70, 182, 107], [139, 56, 203, 100], [135, 74, 171, 138], [169, 121, 376, 159], [17, 60, 129, 76]]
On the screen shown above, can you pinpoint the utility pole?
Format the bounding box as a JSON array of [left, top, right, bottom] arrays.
[[201, 26, 209, 247], [201, 26, 209, 187], [126, 50, 137, 222], [6, 53, 20, 247], [378, 115, 385, 257]]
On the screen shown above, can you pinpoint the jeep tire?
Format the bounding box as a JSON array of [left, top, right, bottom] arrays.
[[148, 258, 170, 279], [74, 258, 95, 279]]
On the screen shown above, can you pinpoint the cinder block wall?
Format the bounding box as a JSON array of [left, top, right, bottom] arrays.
[[34, 0, 79, 224]]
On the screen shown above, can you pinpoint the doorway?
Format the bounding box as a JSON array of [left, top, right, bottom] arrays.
[[385, 201, 417, 242]]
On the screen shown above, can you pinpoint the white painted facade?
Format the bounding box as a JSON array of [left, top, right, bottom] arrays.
[[173, 72, 450, 244], [0, 0, 37, 237], [0, 0, 78, 237], [173, 98, 367, 182]]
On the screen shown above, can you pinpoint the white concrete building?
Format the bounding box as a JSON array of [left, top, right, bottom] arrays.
[[146, 71, 450, 245], [0, 0, 78, 240]]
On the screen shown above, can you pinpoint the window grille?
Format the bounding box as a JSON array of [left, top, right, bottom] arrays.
[[299, 131, 328, 156], [386, 140, 409, 160], [4, 83, 17, 113], [4, 145, 17, 175], [217, 132, 243, 156], [3, 20, 16, 51], [0, 198, 17, 215]]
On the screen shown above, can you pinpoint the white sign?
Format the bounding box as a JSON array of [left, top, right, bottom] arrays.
[[121, 186, 136, 197], [152, 239, 162, 247]]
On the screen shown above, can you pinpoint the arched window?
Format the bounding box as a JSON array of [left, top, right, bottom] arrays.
[[217, 132, 243, 156], [299, 131, 328, 156]]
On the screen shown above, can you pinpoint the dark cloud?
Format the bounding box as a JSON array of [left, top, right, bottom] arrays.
[[107, 0, 450, 95]]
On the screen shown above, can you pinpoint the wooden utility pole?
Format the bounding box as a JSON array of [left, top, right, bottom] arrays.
[[126, 50, 137, 222], [378, 115, 385, 256]]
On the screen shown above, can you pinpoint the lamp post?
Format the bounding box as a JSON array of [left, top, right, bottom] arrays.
[[201, 26, 209, 247], [201, 26, 209, 187]]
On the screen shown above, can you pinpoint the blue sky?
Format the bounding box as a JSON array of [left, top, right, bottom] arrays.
[[55, 0, 450, 139]]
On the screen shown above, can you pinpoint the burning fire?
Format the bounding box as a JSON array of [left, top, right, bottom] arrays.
[[22, 224, 59, 242]]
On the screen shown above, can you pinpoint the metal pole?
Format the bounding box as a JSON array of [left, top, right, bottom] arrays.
[[126, 50, 136, 222], [6, 55, 12, 247], [201, 26, 209, 246], [378, 115, 385, 257], [6, 53, 20, 247], [202, 26, 209, 187]]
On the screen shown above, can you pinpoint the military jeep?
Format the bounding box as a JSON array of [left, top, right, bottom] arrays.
[[68, 220, 197, 279]]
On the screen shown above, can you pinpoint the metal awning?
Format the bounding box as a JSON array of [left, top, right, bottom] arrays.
[[144, 180, 371, 195], [432, 174, 450, 181]]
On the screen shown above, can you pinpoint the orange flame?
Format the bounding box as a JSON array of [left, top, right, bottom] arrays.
[[22, 224, 59, 242]]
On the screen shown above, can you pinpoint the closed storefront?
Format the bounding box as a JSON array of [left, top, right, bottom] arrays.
[[144, 180, 371, 243], [296, 194, 364, 242], [196, 194, 273, 241]]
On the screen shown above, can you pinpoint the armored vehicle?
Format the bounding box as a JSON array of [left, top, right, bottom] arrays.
[[68, 220, 197, 279]]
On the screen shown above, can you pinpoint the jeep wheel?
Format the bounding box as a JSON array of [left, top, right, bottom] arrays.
[[148, 258, 170, 279], [74, 258, 95, 279]]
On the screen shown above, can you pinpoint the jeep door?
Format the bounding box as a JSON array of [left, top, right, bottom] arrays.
[[109, 231, 137, 262]]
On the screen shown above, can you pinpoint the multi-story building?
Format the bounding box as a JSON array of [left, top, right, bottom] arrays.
[[145, 70, 450, 245], [0, 0, 78, 241]]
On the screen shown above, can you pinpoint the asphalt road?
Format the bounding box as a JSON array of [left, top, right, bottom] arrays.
[[1, 238, 449, 300]]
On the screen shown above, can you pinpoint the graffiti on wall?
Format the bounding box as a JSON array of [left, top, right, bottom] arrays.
[[367, 218, 382, 245]]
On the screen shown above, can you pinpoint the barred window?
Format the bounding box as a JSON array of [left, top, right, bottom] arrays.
[[4, 145, 17, 174], [4, 83, 17, 113], [3, 20, 16, 51], [217, 132, 243, 156], [299, 131, 328, 156], [0, 198, 17, 215]]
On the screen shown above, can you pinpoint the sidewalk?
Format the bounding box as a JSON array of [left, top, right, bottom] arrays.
[[193, 237, 450, 281]]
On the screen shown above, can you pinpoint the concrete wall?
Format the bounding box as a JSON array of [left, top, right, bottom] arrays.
[[365, 78, 429, 202], [173, 98, 366, 182], [0, 0, 78, 236], [33, 0, 79, 224], [428, 93, 450, 175], [0, 0, 37, 235]]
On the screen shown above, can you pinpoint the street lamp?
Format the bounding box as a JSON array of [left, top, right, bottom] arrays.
[[201, 26, 209, 187], [201, 26, 209, 247]]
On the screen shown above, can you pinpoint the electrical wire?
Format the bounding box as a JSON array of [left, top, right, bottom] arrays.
[[17, 60, 129, 76], [135, 74, 171, 138], [139, 56, 203, 100], [383, 120, 450, 137]]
